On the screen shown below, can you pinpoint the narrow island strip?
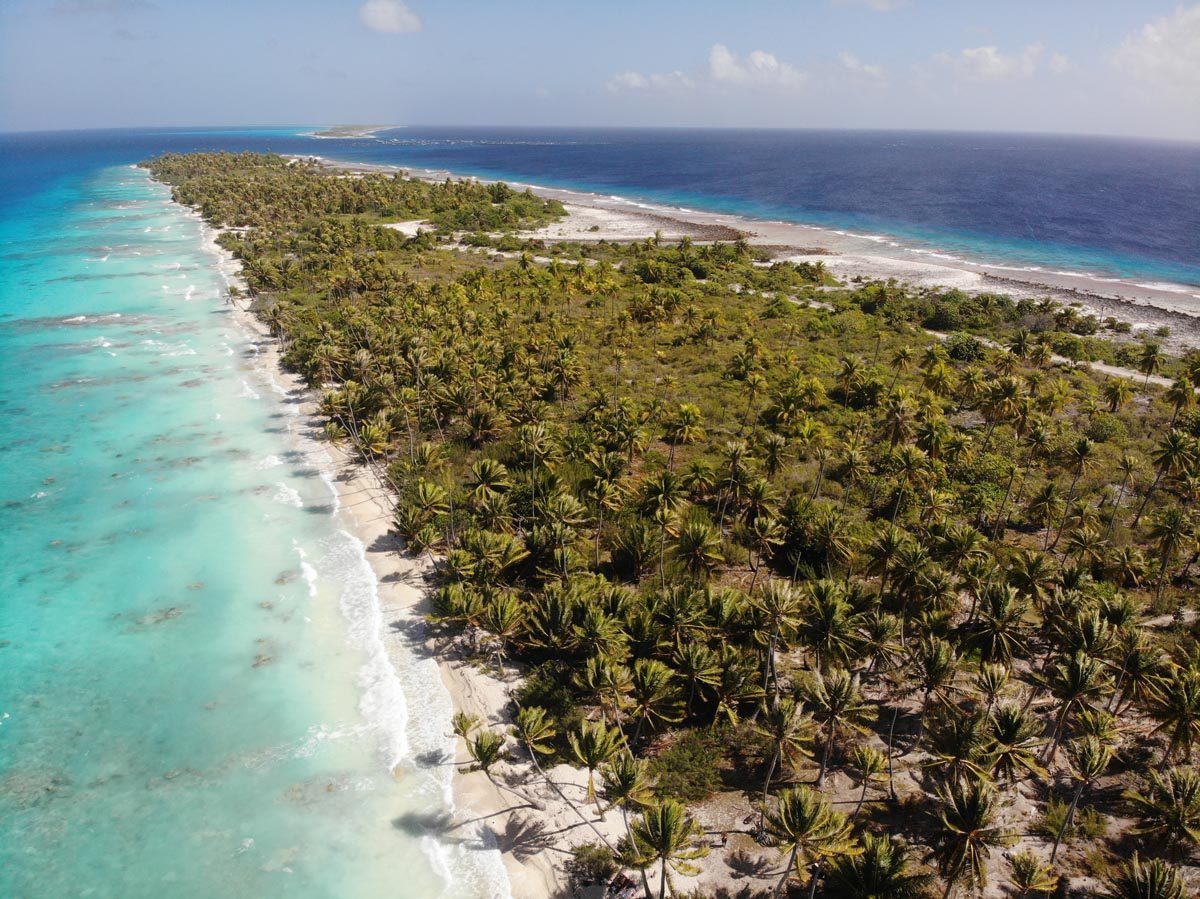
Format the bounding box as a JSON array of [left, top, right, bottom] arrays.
[[145, 151, 1200, 899]]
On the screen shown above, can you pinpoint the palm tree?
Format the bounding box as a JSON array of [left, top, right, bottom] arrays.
[[512, 705, 557, 758], [670, 509, 724, 583], [1104, 377, 1135, 412], [1050, 736, 1113, 863], [1148, 505, 1193, 602], [928, 777, 1012, 899], [664, 403, 705, 469], [754, 697, 813, 829], [569, 720, 624, 815], [602, 754, 656, 897], [1007, 851, 1058, 897], [1039, 651, 1109, 761], [674, 641, 720, 719], [628, 659, 683, 745], [1133, 430, 1197, 529], [1051, 436, 1097, 549], [986, 703, 1047, 786], [1148, 665, 1200, 766], [796, 579, 860, 672], [1101, 853, 1187, 899], [628, 799, 710, 899], [752, 580, 802, 705], [846, 744, 889, 820], [765, 785, 860, 899], [964, 584, 1030, 665], [1124, 766, 1200, 858], [823, 833, 933, 899], [1139, 342, 1164, 387], [803, 667, 877, 786]]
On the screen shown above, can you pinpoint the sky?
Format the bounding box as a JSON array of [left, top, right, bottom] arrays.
[[0, 0, 1197, 140]]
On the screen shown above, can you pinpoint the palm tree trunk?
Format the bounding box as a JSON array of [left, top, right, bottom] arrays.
[[659, 858, 668, 899], [1132, 470, 1164, 530], [773, 845, 800, 899], [760, 746, 780, 830], [1050, 781, 1084, 864], [1105, 473, 1129, 538]]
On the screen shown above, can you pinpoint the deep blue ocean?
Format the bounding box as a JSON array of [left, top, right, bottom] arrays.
[[0, 125, 1197, 897]]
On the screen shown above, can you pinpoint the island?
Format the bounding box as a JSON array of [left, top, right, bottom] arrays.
[[143, 150, 1200, 899]]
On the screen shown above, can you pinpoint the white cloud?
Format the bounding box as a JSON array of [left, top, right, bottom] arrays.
[[1115, 4, 1200, 92], [838, 51, 885, 79], [606, 69, 695, 92], [358, 0, 421, 34], [936, 43, 1069, 81], [832, 0, 905, 10], [709, 44, 806, 89]]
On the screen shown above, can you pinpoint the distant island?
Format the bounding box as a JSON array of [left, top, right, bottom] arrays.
[[144, 150, 1200, 899], [309, 124, 398, 138]]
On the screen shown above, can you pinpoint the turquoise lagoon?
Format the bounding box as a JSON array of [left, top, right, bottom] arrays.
[[0, 163, 507, 897]]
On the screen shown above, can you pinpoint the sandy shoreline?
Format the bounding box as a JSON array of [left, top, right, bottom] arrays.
[[190, 207, 571, 897], [305, 153, 1200, 350]]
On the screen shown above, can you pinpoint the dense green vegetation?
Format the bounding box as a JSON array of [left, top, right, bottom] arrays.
[[146, 152, 1200, 898]]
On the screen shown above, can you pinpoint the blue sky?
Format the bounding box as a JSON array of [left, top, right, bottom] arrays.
[[1, 0, 1197, 139]]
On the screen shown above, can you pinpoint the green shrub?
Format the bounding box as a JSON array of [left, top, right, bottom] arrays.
[[564, 842, 618, 891], [1085, 413, 1126, 443], [650, 729, 724, 801]]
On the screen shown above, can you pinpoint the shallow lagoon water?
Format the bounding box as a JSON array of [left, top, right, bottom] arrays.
[[0, 165, 507, 897]]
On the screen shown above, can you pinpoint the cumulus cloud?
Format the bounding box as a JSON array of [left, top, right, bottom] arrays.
[[709, 44, 806, 89], [838, 51, 884, 79], [1115, 4, 1200, 92], [936, 43, 1068, 81], [606, 70, 694, 92], [358, 0, 421, 34]]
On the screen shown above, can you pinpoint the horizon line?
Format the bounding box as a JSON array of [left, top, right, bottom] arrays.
[[1, 122, 1198, 147]]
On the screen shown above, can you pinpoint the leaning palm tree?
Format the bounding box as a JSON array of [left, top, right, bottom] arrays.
[[569, 720, 624, 816], [802, 667, 877, 786], [1148, 665, 1200, 766], [1050, 736, 1113, 863], [1124, 766, 1200, 859], [753, 697, 813, 829], [627, 799, 710, 899], [511, 705, 557, 759], [602, 754, 656, 898], [765, 785, 860, 899], [928, 777, 1012, 899], [1101, 852, 1187, 899], [823, 833, 933, 899], [846, 744, 890, 820]]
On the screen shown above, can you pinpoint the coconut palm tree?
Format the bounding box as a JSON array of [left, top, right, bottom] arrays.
[[802, 667, 877, 786], [754, 697, 813, 829], [569, 720, 625, 816], [1148, 505, 1193, 602], [928, 777, 1012, 899], [670, 509, 724, 583], [1039, 651, 1109, 761], [1007, 851, 1058, 897], [986, 703, 1047, 786], [823, 833, 933, 899], [628, 799, 710, 899], [628, 659, 683, 745], [1124, 766, 1200, 858], [1050, 736, 1113, 863], [512, 705, 557, 759], [1101, 853, 1187, 899], [765, 785, 860, 899], [1133, 430, 1197, 529], [1148, 665, 1200, 766], [846, 744, 890, 820], [602, 754, 656, 897]]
